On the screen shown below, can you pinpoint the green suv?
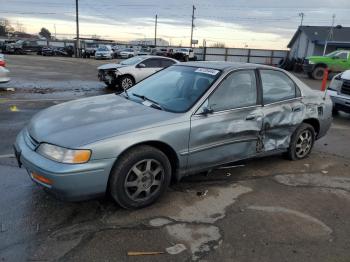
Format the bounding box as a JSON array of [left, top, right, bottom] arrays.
[[303, 50, 350, 80]]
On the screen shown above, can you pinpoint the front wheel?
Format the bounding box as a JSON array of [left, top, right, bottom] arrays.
[[312, 67, 326, 80], [118, 75, 135, 91], [287, 123, 315, 160], [109, 146, 171, 209]]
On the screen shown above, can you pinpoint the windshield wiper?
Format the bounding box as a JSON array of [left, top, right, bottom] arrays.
[[132, 93, 164, 110], [117, 89, 130, 99]]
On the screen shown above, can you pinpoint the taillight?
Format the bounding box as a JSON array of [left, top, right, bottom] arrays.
[[0, 60, 5, 67]]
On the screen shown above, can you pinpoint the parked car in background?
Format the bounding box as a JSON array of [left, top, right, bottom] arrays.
[[15, 62, 332, 209], [175, 48, 196, 61], [119, 48, 137, 58], [327, 69, 350, 114], [303, 50, 350, 80], [0, 54, 10, 83], [138, 47, 152, 56], [5, 40, 42, 55], [98, 55, 178, 89], [95, 45, 114, 60]]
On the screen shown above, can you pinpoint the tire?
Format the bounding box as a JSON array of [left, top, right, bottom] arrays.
[[312, 66, 326, 80], [287, 123, 315, 161], [184, 55, 189, 62], [118, 75, 135, 91], [109, 146, 172, 209], [332, 107, 339, 116], [128, 54, 134, 58]]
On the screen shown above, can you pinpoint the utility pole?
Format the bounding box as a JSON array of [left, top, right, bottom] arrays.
[[75, 0, 80, 58], [295, 12, 304, 59], [154, 14, 158, 47], [323, 14, 336, 55], [190, 5, 196, 47]]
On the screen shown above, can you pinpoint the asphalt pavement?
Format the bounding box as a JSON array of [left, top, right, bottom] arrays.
[[1, 55, 350, 262]]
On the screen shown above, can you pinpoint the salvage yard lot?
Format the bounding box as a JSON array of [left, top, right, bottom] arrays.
[[1, 55, 350, 261]]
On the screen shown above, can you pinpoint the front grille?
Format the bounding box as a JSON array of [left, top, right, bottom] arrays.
[[341, 80, 350, 96], [24, 130, 39, 150], [303, 59, 309, 65]]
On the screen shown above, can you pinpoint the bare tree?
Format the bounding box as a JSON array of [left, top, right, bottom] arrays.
[[210, 42, 226, 48]]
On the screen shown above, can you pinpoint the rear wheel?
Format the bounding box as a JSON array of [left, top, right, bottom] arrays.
[[312, 66, 326, 80], [287, 123, 315, 160], [109, 146, 171, 209]]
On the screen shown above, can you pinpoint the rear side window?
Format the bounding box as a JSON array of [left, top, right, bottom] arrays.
[[260, 70, 297, 104], [160, 59, 176, 68], [143, 59, 161, 68]]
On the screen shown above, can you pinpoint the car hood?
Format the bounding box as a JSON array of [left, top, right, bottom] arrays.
[[97, 63, 128, 70], [27, 94, 179, 148]]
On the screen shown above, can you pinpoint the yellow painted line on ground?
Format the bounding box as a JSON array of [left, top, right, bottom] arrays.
[[0, 98, 71, 103], [9, 105, 19, 112]]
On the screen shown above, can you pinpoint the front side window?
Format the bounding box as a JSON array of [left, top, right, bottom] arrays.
[[208, 70, 257, 112], [128, 66, 221, 113], [335, 52, 349, 59], [260, 70, 297, 104]]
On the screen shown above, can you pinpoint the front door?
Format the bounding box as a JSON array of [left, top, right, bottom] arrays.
[[188, 69, 263, 172], [259, 69, 304, 152]]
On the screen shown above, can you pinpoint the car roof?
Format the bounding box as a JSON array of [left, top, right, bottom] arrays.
[[138, 55, 178, 61], [177, 61, 276, 71]]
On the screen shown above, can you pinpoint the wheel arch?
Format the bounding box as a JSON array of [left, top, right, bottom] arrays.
[[302, 118, 320, 137], [314, 63, 328, 69], [109, 140, 180, 184]]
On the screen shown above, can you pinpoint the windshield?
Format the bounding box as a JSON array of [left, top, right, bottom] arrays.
[[97, 46, 109, 52], [120, 56, 144, 65], [325, 50, 342, 57], [127, 66, 221, 113]]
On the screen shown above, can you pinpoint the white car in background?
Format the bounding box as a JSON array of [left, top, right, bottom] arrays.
[[176, 48, 195, 61], [327, 70, 350, 114], [98, 55, 178, 90], [95, 45, 114, 60], [0, 54, 10, 84], [119, 48, 137, 59]]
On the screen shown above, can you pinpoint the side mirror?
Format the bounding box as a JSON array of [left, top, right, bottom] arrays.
[[200, 106, 214, 115], [137, 63, 146, 68]]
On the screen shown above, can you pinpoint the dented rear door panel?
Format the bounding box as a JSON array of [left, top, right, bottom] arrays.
[[261, 98, 304, 151]]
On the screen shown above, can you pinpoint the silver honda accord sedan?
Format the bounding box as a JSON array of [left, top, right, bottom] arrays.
[[14, 62, 332, 209]]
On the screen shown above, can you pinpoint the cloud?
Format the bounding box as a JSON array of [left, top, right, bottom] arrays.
[[1, 0, 349, 48]]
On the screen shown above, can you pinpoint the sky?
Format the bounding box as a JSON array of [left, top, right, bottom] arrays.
[[0, 0, 350, 49]]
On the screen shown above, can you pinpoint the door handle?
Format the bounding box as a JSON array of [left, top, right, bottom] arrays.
[[292, 106, 302, 112], [246, 114, 256, 121]]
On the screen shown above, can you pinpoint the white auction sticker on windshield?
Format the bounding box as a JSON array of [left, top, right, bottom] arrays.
[[195, 68, 220, 75]]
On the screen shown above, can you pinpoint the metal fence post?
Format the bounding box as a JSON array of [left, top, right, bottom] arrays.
[[203, 46, 207, 61], [224, 48, 228, 61], [270, 50, 274, 65], [247, 49, 251, 63]]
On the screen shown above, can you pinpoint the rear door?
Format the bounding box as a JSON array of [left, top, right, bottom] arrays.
[[188, 69, 263, 172], [135, 58, 162, 82], [259, 69, 304, 152]]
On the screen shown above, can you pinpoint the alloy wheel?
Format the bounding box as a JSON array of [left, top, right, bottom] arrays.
[[121, 78, 133, 90], [124, 159, 164, 202], [295, 129, 313, 158]]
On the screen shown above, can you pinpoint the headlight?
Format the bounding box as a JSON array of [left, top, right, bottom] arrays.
[[309, 60, 315, 65], [37, 143, 91, 164]]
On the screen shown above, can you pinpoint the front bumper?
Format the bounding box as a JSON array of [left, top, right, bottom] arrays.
[[14, 129, 116, 201], [327, 89, 350, 113]]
